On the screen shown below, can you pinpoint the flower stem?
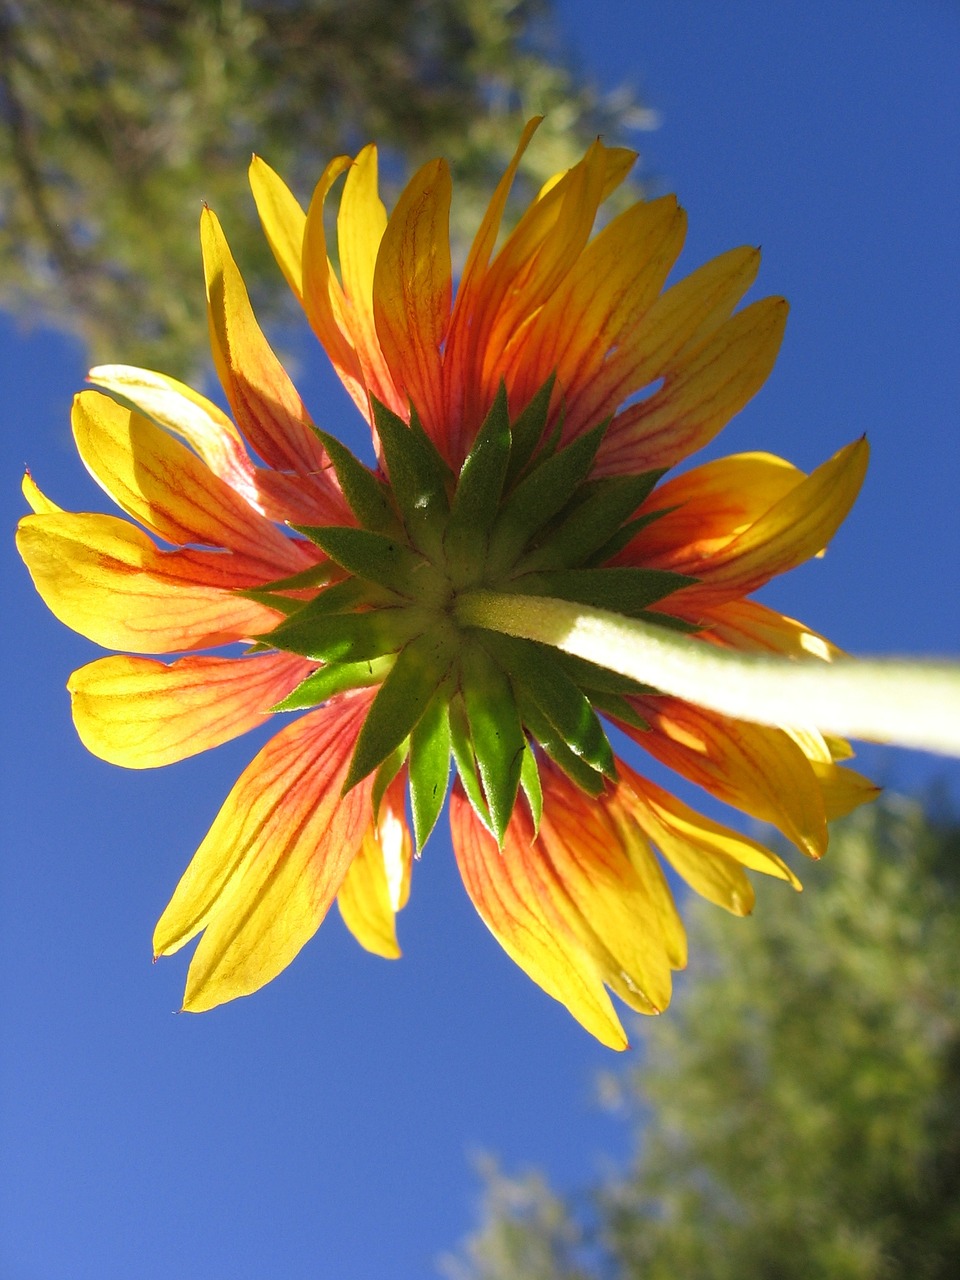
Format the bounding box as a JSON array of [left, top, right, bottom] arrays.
[[455, 589, 960, 757]]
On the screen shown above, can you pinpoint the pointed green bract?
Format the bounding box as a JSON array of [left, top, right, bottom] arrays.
[[271, 656, 393, 711], [409, 691, 452, 850], [515, 469, 665, 572], [372, 743, 409, 822], [587, 505, 676, 565], [511, 566, 696, 616], [460, 638, 526, 845], [520, 738, 543, 835], [344, 630, 457, 791], [444, 384, 511, 579], [372, 399, 452, 559], [449, 696, 493, 832], [503, 374, 556, 489], [479, 631, 616, 777], [294, 525, 436, 599], [515, 692, 607, 796], [267, 603, 428, 662], [309, 425, 399, 533], [247, 561, 335, 592], [486, 419, 608, 576]]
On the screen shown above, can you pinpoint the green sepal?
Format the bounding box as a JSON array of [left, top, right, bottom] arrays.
[[515, 469, 666, 572], [292, 525, 434, 600], [270, 655, 393, 712], [308, 426, 399, 533], [266, 603, 428, 663], [502, 374, 556, 489], [449, 695, 493, 833], [517, 692, 608, 797], [585, 689, 650, 731], [344, 630, 456, 792], [519, 738, 543, 837], [237, 588, 313, 616], [551, 650, 657, 698], [486, 419, 608, 576], [372, 743, 409, 822], [460, 639, 526, 845], [408, 689, 452, 851], [509, 566, 696, 616], [444, 384, 511, 580], [480, 631, 616, 777], [586, 504, 677, 565], [371, 399, 452, 559], [245, 561, 336, 592]]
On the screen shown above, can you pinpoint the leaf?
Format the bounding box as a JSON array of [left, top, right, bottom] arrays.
[[503, 374, 556, 489], [293, 525, 433, 599], [344, 630, 456, 790], [271, 656, 392, 711], [266, 604, 427, 663], [460, 638, 526, 845], [444, 384, 512, 579], [479, 632, 616, 776], [520, 738, 543, 835], [449, 696, 493, 833], [486, 419, 608, 576], [510, 566, 695, 615], [409, 691, 452, 850], [515, 469, 666, 572], [308, 426, 399, 533], [516, 691, 608, 796], [372, 399, 452, 558]]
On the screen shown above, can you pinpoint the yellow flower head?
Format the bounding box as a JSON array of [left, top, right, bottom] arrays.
[[17, 121, 876, 1048]]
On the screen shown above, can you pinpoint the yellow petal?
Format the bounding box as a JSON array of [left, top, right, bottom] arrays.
[[634, 697, 828, 857], [337, 774, 413, 959], [22, 471, 62, 514], [16, 510, 280, 653], [201, 206, 347, 506], [68, 652, 312, 768], [601, 296, 788, 472], [373, 158, 452, 445], [154, 692, 375, 1011], [248, 154, 308, 303], [71, 390, 302, 571], [696, 437, 869, 596], [451, 783, 629, 1049]]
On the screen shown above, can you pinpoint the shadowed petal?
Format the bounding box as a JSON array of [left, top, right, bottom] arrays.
[[68, 651, 314, 768], [154, 690, 375, 1011]]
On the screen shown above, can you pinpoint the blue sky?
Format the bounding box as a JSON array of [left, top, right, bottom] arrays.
[[3, 2, 958, 1277]]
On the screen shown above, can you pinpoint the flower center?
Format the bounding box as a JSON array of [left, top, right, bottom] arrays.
[[246, 382, 695, 847]]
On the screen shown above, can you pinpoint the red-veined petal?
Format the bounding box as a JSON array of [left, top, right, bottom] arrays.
[[68, 651, 314, 768], [16, 510, 281, 653], [154, 691, 375, 1011]]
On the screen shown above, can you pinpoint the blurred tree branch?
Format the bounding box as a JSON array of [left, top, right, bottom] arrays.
[[0, 0, 653, 374]]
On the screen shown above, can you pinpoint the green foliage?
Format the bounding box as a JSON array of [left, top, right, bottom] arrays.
[[0, 0, 651, 374], [451, 798, 960, 1280]]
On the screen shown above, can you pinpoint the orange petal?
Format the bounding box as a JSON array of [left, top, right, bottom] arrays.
[[71, 390, 303, 572], [507, 195, 686, 432], [68, 651, 313, 768], [373, 158, 452, 447], [599, 296, 788, 472], [450, 782, 629, 1049], [337, 772, 413, 958], [631, 697, 828, 857], [16, 510, 281, 653], [154, 691, 375, 1011], [681, 598, 843, 663], [201, 206, 348, 512]]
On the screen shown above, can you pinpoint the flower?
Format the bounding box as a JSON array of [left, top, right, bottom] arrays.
[[17, 120, 877, 1049]]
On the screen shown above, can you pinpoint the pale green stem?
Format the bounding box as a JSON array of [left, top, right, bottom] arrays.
[[455, 590, 960, 757]]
